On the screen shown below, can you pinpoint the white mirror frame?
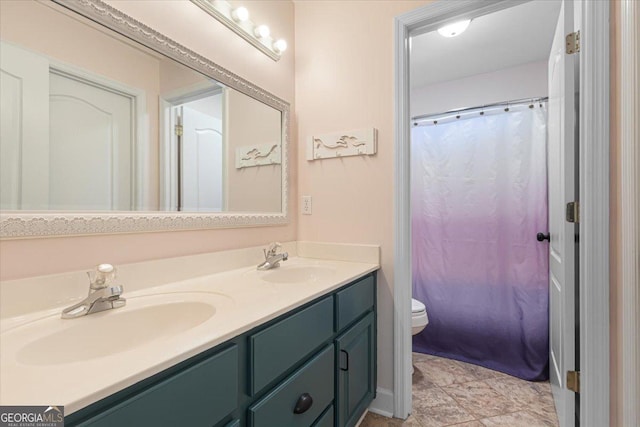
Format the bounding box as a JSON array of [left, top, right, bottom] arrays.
[[0, 0, 289, 239]]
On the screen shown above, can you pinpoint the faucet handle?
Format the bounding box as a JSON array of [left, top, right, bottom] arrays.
[[89, 263, 117, 289], [97, 264, 115, 274]]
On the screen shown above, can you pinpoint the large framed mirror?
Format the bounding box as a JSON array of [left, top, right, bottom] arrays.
[[0, 0, 289, 238]]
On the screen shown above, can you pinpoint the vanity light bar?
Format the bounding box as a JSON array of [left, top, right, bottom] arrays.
[[190, 0, 286, 61]]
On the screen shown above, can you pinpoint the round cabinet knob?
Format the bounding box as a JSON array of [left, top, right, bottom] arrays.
[[536, 232, 551, 242], [293, 393, 313, 414]]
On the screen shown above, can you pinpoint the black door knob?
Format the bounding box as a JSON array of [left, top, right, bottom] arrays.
[[537, 232, 550, 242], [293, 393, 313, 414]]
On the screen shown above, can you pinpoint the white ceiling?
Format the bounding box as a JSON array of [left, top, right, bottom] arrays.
[[410, 0, 561, 89]]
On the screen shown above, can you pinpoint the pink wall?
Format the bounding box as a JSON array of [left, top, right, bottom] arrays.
[[0, 0, 296, 280], [295, 0, 430, 394]]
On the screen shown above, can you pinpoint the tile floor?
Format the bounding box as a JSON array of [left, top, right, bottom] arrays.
[[361, 353, 559, 427]]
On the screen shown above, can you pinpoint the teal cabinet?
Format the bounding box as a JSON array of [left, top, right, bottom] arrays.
[[75, 345, 238, 427], [66, 272, 376, 427], [335, 313, 376, 427]]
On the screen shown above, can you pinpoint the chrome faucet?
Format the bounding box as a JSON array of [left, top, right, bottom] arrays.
[[257, 242, 288, 270], [61, 264, 126, 319]]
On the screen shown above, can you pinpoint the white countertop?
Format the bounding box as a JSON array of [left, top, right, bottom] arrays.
[[0, 242, 379, 415]]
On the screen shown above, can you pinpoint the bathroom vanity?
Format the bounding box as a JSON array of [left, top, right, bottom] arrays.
[[0, 243, 379, 427], [66, 273, 375, 427]]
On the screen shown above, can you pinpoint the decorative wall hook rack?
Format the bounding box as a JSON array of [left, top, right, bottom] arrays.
[[306, 128, 377, 161]]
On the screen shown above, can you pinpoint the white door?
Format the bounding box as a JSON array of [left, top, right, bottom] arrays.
[[49, 71, 133, 210], [0, 42, 50, 210], [0, 42, 133, 211], [547, 1, 577, 426], [180, 104, 223, 212]]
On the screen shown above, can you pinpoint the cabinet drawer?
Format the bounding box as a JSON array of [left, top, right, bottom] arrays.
[[313, 404, 334, 427], [249, 297, 333, 394], [249, 345, 335, 427], [78, 345, 238, 427], [335, 275, 374, 331]]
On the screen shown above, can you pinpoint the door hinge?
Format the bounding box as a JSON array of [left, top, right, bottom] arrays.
[[174, 124, 183, 137], [566, 201, 580, 223], [567, 370, 580, 393], [566, 31, 580, 54]]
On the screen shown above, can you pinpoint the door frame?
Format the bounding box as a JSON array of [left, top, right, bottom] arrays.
[[619, 1, 639, 425], [392, 1, 610, 426]]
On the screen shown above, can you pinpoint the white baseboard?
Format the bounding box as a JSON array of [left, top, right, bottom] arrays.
[[367, 387, 395, 418]]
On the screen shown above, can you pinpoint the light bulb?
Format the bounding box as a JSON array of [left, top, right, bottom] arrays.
[[254, 25, 270, 39], [437, 19, 471, 38], [273, 39, 287, 53], [231, 6, 249, 22]]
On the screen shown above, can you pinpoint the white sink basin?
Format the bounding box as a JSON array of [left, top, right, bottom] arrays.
[[260, 266, 336, 283], [4, 292, 227, 366]]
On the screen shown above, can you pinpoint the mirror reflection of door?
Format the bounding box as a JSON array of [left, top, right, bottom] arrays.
[[163, 87, 224, 212], [1, 41, 138, 211], [176, 93, 224, 212], [50, 71, 133, 211]]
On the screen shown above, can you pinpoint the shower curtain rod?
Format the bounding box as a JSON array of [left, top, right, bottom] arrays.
[[411, 96, 549, 123]]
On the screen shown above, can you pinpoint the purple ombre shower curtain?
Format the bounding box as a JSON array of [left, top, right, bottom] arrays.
[[411, 104, 549, 381]]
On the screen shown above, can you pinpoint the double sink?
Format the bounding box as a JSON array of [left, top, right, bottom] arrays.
[[0, 242, 380, 415]]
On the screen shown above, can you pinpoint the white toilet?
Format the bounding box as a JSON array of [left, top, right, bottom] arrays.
[[411, 298, 429, 335]]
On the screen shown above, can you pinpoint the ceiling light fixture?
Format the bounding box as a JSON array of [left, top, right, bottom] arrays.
[[190, 0, 286, 61], [437, 19, 471, 38]]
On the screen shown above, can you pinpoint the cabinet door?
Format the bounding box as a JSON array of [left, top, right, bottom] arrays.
[[335, 312, 375, 427]]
